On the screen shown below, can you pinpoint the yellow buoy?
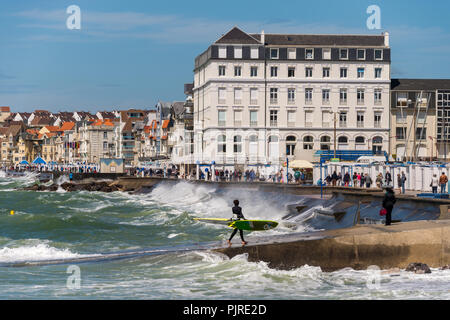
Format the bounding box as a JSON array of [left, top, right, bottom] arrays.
[[10, 210, 14, 215]]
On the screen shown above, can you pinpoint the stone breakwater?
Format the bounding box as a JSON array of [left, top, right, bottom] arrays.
[[23, 181, 125, 193]]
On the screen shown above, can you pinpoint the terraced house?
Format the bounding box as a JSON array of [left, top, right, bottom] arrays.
[[193, 27, 391, 169]]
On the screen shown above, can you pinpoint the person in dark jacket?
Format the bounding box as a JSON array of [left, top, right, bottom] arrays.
[[227, 200, 248, 247], [382, 186, 396, 226]]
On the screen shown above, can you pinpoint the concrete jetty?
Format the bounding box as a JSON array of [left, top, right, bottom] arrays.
[[214, 220, 450, 271]]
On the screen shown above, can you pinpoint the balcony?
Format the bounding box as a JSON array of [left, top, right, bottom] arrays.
[[357, 122, 364, 128], [339, 121, 347, 128], [374, 122, 381, 128], [270, 98, 278, 105]]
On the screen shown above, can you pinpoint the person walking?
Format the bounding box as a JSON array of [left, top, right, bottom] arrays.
[[352, 172, 358, 188], [385, 171, 392, 186], [364, 173, 373, 188], [227, 200, 247, 247], [331, 171, 338, 186], [382, 185, 396, 226], [440, 172, 448, 194], [376, 173, 383, 189], [343, 172, 350, 187], [431, 174, 439, 194], [397, 173, 402, 193]]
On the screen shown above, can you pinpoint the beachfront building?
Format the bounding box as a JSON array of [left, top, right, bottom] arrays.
[[0, 107, 11, 124], [78, 119, 116, 164], [390, 79, 450, 161], [192, 27, 391, 172]]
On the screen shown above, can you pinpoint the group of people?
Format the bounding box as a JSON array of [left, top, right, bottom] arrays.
[[430, 172, 448, 194]]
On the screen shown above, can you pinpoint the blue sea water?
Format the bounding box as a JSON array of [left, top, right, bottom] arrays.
[[0, 171, 449, 299]]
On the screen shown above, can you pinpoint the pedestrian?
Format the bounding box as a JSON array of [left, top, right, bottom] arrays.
[[364, 173, 372, 188], [343, 172, 350, 187], [331, 171, 338, 186], [400, 171, 407, 194], [440, 172, 448, 193], [382, 185, 396, 226], [385, 170, 392, 186], [397, 173, 402, 193], [357, 173, 362, 188], [352, 172, 358, 188], [376, 173, 383, 189], [431, 174, 439, 194]]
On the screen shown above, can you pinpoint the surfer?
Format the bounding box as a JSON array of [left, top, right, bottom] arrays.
[[227, 200, 248, 247]]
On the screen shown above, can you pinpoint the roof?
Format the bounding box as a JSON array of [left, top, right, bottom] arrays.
[[59, 121, 75, 131], [0, 127, 8, 136], [45, 126, 60, 132], [391, 79, 450, 91], [250, 33, 386, 47], [172, 102, 185, 116], [162, 119, 170, 129], [6, 124, 22, 137], [31, 116, 53, 126], [215, 27, 261, 45]]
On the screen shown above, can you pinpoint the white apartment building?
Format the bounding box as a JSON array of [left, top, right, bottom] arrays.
[[193, 27, 391, 169]]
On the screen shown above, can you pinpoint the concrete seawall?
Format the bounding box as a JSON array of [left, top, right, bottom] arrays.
[[214, 220, 450, 271]]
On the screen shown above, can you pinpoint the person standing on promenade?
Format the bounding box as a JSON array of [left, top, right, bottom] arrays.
[[440, 172, 448, 193], [397, 173, 402, 193], [385, 170, 392, 186], [431, 174, 439, 194], [382, 185, 396, 226], [376, 173, 383, 189], [331, 171, 338, 186], [343, 172, 350, 187], [352, 172, 357, 187], [364, 173, 373, 188], [400, 172, 407, 194]]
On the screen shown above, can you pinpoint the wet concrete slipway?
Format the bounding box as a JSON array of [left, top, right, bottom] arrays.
[[1, 172, 449, 299]]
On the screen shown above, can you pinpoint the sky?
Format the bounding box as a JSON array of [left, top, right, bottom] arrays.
[[1, 0, 450, 113]]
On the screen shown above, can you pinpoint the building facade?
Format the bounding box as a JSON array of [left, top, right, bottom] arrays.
[[192, 27, 391, 170]]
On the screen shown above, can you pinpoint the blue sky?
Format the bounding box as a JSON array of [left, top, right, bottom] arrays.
[[1, 0, 450, 112]]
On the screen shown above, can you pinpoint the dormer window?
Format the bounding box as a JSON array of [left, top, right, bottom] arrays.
[[306, 48, 314, 60], [340, 49, 348, 60], [250, 47, 259, 59], [218, 46, 227, 59], [375, 49, 383, 60], [357, 49, 366, 60], [270, 48, 279, 59], [322, 48, 331, 60], [288, 48, 296, 59], [234, 46, 242, 59]]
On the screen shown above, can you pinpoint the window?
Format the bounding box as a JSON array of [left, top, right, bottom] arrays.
[[375, 68, 382, 78], [234, 88, 242, 104], [357, 49, 366, 60], [250, 66, 258, 77], [287, 110, 296, 126], [375, 49, 383, 60], [357, 112, 365, 128], [323, 67, 330, 78], [234, 110, 242, 126], [270, 88, 278, 104], [340, 89, 347, 104], [217, 135, 226, 153], [305, 88, 313, 103], [270, 66, 278, 77], [305, 67, 313, 78], [233, 135, 242, 153], [103, 141, 108, 150], [396, 110, 407, 124], [340, 68, 347, 78], [250, 110, 258, 127], [218, 88, 226, 103], [218, 47, 226, 59], [234, 47, 242, 59], [320, 136, 331, 150], [374, 112, 382, 128], [305, 111, 313, 127], [270, 110, 278, 127], [288, 88, 295, 103], [357, 68, 365, 78], [322, 48, 331, 60], [234, 66, 242, 76], [416, 128, 426, 140], [103, 132, 108, 139], [270, 48, 279, 59], [357, 89, 365, 104], [250, 88, 258, 104], [218, 110, 226, 127], [218, 65, 226, 76], [355, 136, 365, 144], [322, 111, 331, 127], [339, 112, 347, 127], [372, 136, 383, 154], [340, 49, 348, 60], [250, 47, 259, 59], [303, 136, 314, 150], [396, 127, 406, 140], [374, 89, 382, 104], [288, 48, 296, 59], [305, 48, 314, 59], [322, 89, 330, 103], [288, 67, 295, 78], [286, 136, 296, 156]]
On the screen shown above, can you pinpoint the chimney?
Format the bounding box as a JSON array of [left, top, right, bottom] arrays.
[[261, 30, 265, 44], [383, 31, 390, 47]]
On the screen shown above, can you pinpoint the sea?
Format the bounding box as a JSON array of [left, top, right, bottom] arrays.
[[0, 171, 449, 300]]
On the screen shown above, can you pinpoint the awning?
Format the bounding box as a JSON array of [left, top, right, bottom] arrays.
[[32, 157, 47, 165], [285, 160, 313, 169], [19, 160, 29, 165]]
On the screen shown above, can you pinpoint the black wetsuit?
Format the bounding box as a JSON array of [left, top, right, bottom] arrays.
[[229, 206, 245, 242]]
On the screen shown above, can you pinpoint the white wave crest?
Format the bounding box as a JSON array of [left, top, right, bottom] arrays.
[[0, 243, 93, 263]]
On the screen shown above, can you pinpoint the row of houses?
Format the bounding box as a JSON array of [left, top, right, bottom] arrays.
[[0, 101, 195, 170]]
